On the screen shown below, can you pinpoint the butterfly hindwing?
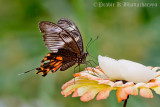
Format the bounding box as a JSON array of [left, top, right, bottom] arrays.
[[36, 53, 63, 76]]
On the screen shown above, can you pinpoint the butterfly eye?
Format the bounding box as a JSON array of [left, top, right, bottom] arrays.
[[85, 52, 88, 56]]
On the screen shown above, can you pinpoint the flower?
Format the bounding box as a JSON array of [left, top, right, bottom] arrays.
[[98, 55, 155, 83], [61, 55, 160, 103]]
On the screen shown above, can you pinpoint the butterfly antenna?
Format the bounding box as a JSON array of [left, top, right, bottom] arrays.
[[18, 68, 36, 76], [86, 36, 99, 52], [88, 54, 98, 60], [86, 38, 92, 51]]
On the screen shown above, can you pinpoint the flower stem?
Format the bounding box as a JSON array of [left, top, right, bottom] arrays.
[[123, 95, 129, 107]]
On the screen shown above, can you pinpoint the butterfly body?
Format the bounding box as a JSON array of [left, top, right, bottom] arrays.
[[36, 18, 88, 76]]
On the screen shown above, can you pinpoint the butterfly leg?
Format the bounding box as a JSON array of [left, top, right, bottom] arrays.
[[84, 62, 90, 74], [79, 64, 80, 72], [73, 64, 79, 83], [85, 61, 98, 75], [86, 60, 97, 66], [85, 61, 93, 67], [74, 64, 79, 74]]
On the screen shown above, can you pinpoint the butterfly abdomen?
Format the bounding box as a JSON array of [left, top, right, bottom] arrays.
[[60, 61, 76, 71]]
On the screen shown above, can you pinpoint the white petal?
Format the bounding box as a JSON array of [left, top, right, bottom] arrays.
[[98, 55, 124, 80], [98, 55, 155, 83]]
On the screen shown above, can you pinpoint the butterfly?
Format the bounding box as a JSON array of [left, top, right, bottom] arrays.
[[35, 18, 89, 77]]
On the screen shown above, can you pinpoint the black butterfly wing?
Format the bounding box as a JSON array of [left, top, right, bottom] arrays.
[[57, 18, 83, 54], [39, 21, 81, 55]]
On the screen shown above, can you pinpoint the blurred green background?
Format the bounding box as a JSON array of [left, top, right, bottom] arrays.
[[0, 0, 160, 107]]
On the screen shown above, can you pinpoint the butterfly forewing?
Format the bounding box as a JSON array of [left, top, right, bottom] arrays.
[[57, 18, 83, 53], [39, 21, 64, 53], [39, 21, 81, 55]]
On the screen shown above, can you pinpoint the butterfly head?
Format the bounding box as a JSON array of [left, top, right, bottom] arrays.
[[81, 51, 88, 63]]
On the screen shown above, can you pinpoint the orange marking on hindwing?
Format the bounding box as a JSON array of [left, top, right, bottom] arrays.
[[56, 56, 62, 60], [44, 57, 47, 60], [40, 67, 44, 70], [46, 68, 50, 74], [51, 61, 62, 73], [50, 61, 56, 65], [37, 55, 63, 76], [47, 53, 51, 56]]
